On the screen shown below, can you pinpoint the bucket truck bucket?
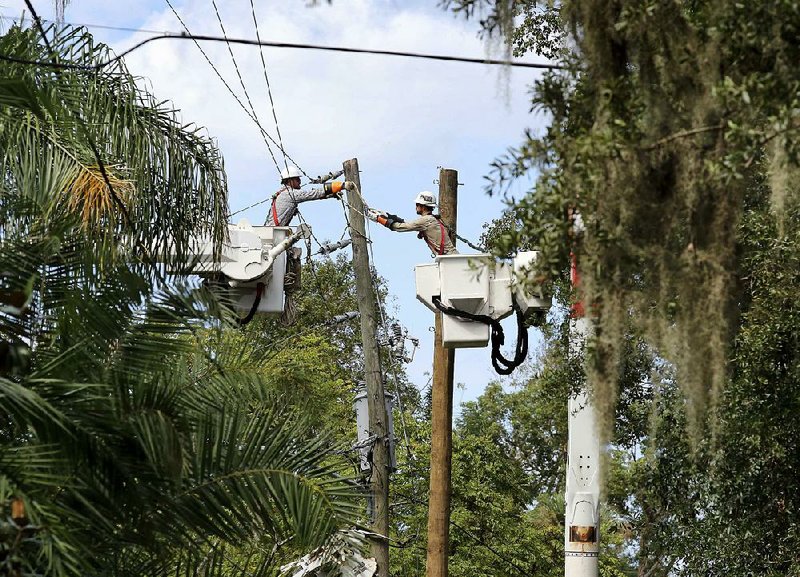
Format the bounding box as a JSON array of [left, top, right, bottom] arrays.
[[167, 219, 311, 316]]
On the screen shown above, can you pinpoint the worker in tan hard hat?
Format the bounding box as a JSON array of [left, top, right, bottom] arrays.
[[367, 191, 458, 256], [267, 164, 354, 226]]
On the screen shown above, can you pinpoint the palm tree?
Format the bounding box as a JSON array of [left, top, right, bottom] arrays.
[[0, 23, 362, 577]]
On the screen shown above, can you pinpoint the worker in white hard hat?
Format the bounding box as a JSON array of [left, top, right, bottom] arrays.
[[366, 191, 458, 256], [267, 164, 353, 226]]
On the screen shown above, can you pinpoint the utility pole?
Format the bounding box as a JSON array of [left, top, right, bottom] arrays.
[[426, 168, 458, 577], [343, 158, 390, 577]]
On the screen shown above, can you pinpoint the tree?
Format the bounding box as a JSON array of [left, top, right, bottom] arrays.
[[442, 1, 800, 574], [0, 24, 361, 577], [452, 0, 800, 432]]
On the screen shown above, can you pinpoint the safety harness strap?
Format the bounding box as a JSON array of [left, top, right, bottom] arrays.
[[422, 218, 447, 256], [271, 192, 281, 226]]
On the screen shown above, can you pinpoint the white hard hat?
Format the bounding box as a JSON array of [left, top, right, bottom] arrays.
[[414, 191, 437, 208], [280, 164, 302, 181]]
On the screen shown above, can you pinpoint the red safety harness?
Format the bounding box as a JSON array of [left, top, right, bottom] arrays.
[[421, 217, 447, 256], [270, 191, 281, 226]]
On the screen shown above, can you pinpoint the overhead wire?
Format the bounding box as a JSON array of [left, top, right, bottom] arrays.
[[441, 221, 485, 252], [162, 0, 311, 180], [0, 23, 566, 73], [165, 0, 327, 248], [248, 0, 288, 171], [228, 195, 271, 218], [209, 0, 280, 173]]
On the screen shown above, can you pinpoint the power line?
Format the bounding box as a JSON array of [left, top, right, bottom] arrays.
[[248, 0, 288, 171], [0, 13, 169, 35], [209, 0, 280, 174], [162, 0, 289, 175], [0, 27, 566, 72]]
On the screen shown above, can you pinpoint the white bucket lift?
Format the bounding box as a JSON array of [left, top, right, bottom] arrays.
[[414, 251, 551, 348], [170, 219, 311, 316]]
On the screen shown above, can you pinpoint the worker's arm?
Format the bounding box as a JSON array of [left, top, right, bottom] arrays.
[[288, 187, 327, 203], [389, 216, 430, 232]]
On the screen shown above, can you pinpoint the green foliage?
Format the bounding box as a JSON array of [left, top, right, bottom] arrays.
[[626, 187, 800, 576], [0, 24, 362, 577], [437, 2, 800, 575], [473, 0, 800, 438]]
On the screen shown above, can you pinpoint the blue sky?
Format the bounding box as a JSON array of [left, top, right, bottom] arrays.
[[1, 0, 550, 409]]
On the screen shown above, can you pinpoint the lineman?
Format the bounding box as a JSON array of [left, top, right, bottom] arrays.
[[366, 191, 458, 256], [266, 164, 351, 325], [267, 164, 353, 226]]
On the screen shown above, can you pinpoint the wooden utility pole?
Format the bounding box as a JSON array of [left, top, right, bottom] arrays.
[[426, 168, 458, 577], [343, 158, 390, 577]]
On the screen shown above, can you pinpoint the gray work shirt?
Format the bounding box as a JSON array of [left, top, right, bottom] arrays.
[[390, 214, 458, 256], [266, 185, 327, 226]]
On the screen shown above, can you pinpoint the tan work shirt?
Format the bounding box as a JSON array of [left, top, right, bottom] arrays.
[[390, 214, 458, 257]]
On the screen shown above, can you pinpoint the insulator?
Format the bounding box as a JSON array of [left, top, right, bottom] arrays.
[[390, 323, 404, 341], [318, 238, 352, 255], [309, 169, 345, 184], [331, 311, 359, 324]]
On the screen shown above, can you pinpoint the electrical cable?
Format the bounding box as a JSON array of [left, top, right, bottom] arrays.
[[162, 0, 310, 179], [163, 0, 278, 171], [248, 0, 288, 170], [228, 195, 271, 218], [431, 295, 528, 375], [209, 0, 280, 173], [236, 282, 264, 326], [440, 221, 485, 252], [0, 28, 566, 73]]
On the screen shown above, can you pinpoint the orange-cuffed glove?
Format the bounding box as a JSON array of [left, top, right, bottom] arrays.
[[324, 181, 345, 196]]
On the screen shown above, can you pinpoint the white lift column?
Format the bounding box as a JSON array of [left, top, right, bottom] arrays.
[[565, 278, 600, 576]]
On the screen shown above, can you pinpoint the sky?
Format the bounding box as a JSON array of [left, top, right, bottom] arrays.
[[0, 0, 550, 411]]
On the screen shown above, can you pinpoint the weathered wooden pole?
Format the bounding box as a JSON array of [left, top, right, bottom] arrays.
[[425, 168, 458, 577], [343, 158, 390, 577]]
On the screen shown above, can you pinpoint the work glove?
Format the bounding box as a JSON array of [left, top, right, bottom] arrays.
[[367, 209, 403, 229], [324, 181, 345, 196], [344, 181, 356, 191], [366, 208, 385, 223]]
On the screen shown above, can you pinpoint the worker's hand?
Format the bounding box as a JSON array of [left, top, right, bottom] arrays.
[[366, 209, 402, 229], [366, 208, 385, 223], [344, 180, 356, 191], [324, 181, 345, 197]]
